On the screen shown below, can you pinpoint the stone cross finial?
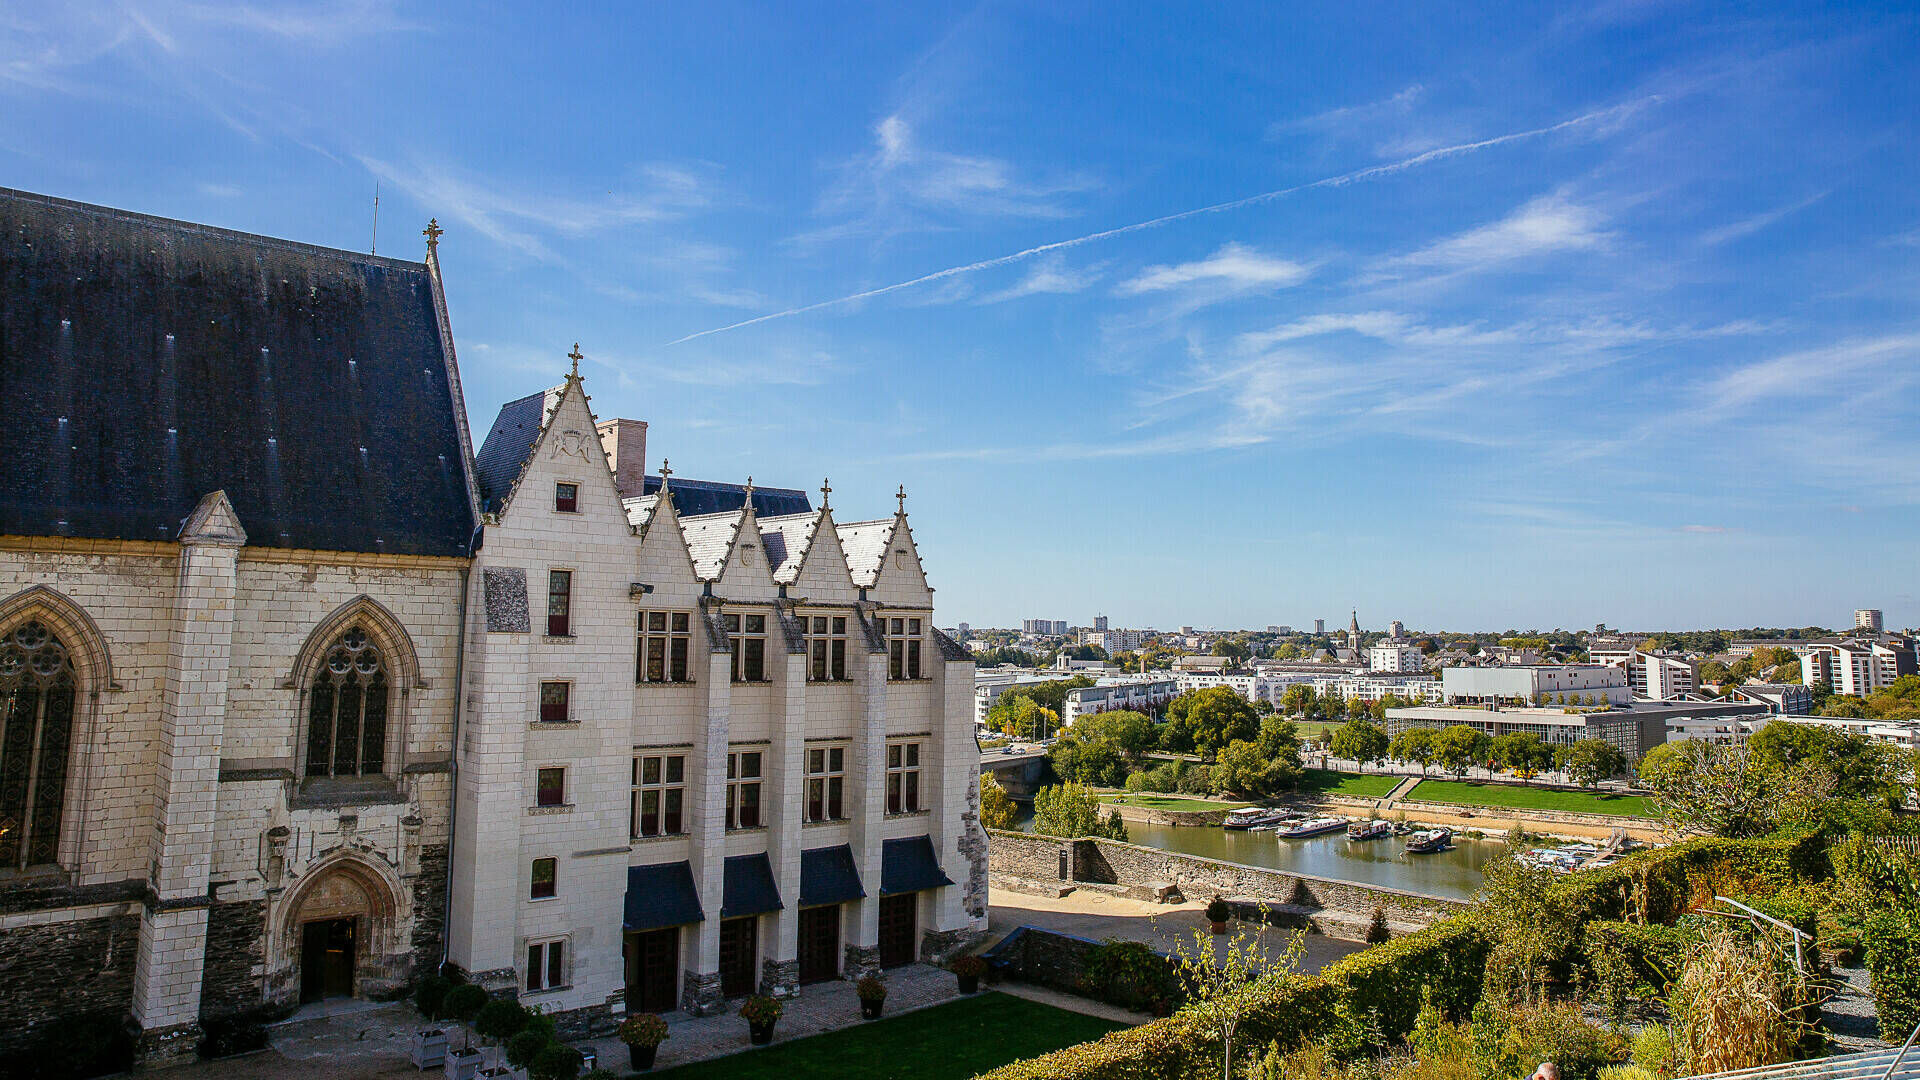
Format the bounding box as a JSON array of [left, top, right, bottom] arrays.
[[567, 342, 583, 379], [820, 477, 831, 509], [896, 484, 907, 514], [423, 218, 443, 254]]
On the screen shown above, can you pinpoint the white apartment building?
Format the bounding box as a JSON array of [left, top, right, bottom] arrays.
[[1802, 638, 1914, 697], [1368, 643, 1426, 673], [1590, 650, 1699, 700], [1857, 609, 1885, 633], [1082, 628, 1146, 651], [1174, 670, 1437, 709], [1062, 677, 1181, 725], [450, 370, 984, 1030], [1440, 665, 1631, 706]]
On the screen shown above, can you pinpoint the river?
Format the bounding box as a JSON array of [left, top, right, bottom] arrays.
[[1018, 810, 1505, 901]]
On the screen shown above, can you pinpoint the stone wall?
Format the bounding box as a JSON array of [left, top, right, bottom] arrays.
[[201, 899, 267, 1019], [0, 910, 139, 1059], [410, 841, 450, 977], [986, 830, 1468, 926]]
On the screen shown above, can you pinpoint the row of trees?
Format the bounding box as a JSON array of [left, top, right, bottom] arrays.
[[1325, 717, 1629, 787], [1639, 718, 1916, 837], [1046, 692, 1308, 800]]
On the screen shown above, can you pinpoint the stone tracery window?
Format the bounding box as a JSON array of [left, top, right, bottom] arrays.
[[305, 627, 389, 779], [0, 621, 76, 869]]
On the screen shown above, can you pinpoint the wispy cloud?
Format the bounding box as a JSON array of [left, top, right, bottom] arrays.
[[1698, 191, 1827, 247], [1701, 334, 1920, 416], [661, 97, 1659, 347], [1118, 243, 1309, 295], [978, 255, 1099, 303], [1369, 193, 1609, 278], [359, 156, 716, 261]]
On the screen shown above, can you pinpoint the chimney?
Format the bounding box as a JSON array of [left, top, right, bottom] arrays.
[[596, 418, 648, 499]]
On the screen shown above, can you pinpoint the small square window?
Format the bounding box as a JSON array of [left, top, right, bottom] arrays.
[[554, 482, 578, 513], [531, 857, 556, 900], [536, 767, 565, 807], [539, 682, 570, 723]]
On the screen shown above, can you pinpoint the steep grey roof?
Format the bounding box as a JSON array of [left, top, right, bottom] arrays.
[[934, 628, 973, 662], [0, 187, 476, 555], [837, 518, 895, 587], [622, 493, 659, 531], [474, 390, 548, 514], [682, 509, 743, 580], [758, 511, 819, 584], [638, 475, 809, 518]]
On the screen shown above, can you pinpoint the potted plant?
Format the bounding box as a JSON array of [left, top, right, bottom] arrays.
[[1205, 897, 1231, 934], [617, 1014, 669, 1072], [739, 994, 782, 1046], [856, 975, 887, 1019], [951, 953, 987, 994]]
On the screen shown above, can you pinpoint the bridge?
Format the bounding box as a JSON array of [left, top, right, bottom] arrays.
[[980, 749, 1055, 800]]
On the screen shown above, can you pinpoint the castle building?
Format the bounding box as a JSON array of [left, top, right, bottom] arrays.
[[0, 188, 478, 1066], [447, 366, 985, 1029], [0, 187, 985, 1065]]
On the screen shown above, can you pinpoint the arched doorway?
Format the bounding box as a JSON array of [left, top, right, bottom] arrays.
[[283, 857, 399, 1004]]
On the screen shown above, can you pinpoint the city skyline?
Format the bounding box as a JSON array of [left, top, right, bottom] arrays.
[[5, 3, 1917, 630]]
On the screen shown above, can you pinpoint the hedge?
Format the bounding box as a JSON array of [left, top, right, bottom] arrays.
[[1864, 913, 1920, 1040], [1547, 832, 1827, 927], [974, 917, 1488, 1080]]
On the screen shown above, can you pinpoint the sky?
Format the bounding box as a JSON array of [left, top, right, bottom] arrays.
[[4, 2, 1918, 633]]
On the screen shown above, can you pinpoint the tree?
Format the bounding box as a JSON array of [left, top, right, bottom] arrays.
[[1211, 738, 1300, 799], [1211, 638, 1253, 667], [1747, 720, 1905, 803], [1390, 727, 1437, 774], [1329, 719, 1390, 770], [978, 773, 1018, 830], [1165, 912, 1305, 1080], [1432, 725, 1486, 777], [1562, 739, 1627, 789], [1489, 732, 1547, 782], [1161, 687, 1260, 760], [1639, 741, 1780, 838], [987, 695, 1056, 740], [1049, 736, 1126, 787], [1032, 782, 1127, 840]]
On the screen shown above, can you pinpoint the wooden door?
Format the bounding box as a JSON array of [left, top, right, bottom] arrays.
[[878, 894, 916, 968], [300, 918, 356, 1002], [625, 928, 679, 1013], [718, 917, 757, 998], [797, 905, 840, 984]]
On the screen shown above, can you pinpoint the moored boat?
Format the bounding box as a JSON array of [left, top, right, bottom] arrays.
[[1346, 819, 1392, 840], [1222, 807, 1286, 831], [1405, 828, 1453, 854], [1278, 816, 1349, 838]]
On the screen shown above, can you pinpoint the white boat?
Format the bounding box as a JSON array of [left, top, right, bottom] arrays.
[[1278, 816, 1348, 838], [1405, 828, 1453, 854], [1347, 819, 1392, 840], [1222, 807, 1286, 831]]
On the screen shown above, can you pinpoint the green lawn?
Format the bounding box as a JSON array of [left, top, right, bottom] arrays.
[[1404, 779, 1655, 817], [648, 992, 1125, 1080], [1297, 768, 1400, 798], [1100, 792, 1240, 812]]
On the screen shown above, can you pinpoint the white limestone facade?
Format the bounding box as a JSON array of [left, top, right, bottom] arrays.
[[447, 371, 985, 1033]]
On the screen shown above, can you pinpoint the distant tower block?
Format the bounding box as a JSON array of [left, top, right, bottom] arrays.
[[1855, 608, 1884, 632], [1389, 620, 1406, 639], [1314, 619, 1325, 634]]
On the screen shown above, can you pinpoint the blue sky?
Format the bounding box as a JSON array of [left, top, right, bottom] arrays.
[[6, 2, 1918, 632]]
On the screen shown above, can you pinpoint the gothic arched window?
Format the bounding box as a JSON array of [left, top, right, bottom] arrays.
[[305, 628, 389, 779], [0, 621, 76, 869]]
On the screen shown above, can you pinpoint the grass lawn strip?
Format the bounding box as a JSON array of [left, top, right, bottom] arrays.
[[1404, 779, 1654, 817], [1099, 793, 1243, 812], [646, 991, 1125, 1080], [1296, 769, 1400, 798]]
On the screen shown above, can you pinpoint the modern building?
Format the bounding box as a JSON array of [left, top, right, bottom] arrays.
[[0, 188, 479, 1065], [1061, 677, 1181, 726], [1727, 683, 1815, 715], [1313, 619, 1326, 634], [1385, 698, 1768, 757], [453, 370, 988, 1024], [1590, 650, 1699, 700], [1802, 637, 1915, 696], [1856, 609, 1885, 633], [1439, 665, 1631, 707], [1172, 656, 1234, 674], [1389, 620, 1406, 639], [1367, 643, 1426, 673], [1082, 628, 1146, 652], [1092, 615, 1109, 632]]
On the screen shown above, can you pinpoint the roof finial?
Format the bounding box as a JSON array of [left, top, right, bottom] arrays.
[[896, 484, 907, 514], [820, 477, 832, 510], [567, 342, 583, 379], [423, 218, 443, 255]]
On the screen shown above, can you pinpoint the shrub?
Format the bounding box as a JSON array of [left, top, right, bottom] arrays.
[[856, 976, 887, 1002], [1629, 1024, 1677, 1076], [1083, 939, 1173, 1010], [414, 974, 452, 1019], [441, 983, 488, 1024], [528, 1042, 584, 1080], [1366, 907, 1391, 945], [197, 1013, 270, 1059], [617, 1013, 669, 1048], [1864, 911, 1920, 1039], [1493, 1003, 1629, 1080], [506, 1030, 552, 1070], [738, 994, 783, 1025], [951, 953, 989, 977], [1205, 897, 1232, 924], [473, 998, 529, 1042]]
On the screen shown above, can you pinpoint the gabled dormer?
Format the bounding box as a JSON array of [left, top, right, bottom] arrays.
[[866, 501, 932, 606], [474, 353, 633, 533], [713, 483, 778, 595], [781, 505, 861, 604]]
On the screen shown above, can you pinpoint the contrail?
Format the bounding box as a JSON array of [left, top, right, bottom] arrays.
[[658, 97, 1657, 348]]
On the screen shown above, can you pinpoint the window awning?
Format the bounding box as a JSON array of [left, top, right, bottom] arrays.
[[624, 861, 704, 931], [799, 845, 866, 908], [721, 853, 784, 919], [880, 835, 954, 896]]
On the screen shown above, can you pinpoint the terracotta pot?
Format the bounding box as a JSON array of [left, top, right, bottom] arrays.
[[749, 1020, 776, 1046], [1210, 921, 1227, 934], [627, 1044, 658, 1071], [861, 998, 884, 1019]]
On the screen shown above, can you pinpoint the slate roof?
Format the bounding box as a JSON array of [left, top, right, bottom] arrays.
[[624, 861, 704, 931], [622, 493, 659, 531], [758, 511, 821, 584], [720, 853, 783, 919], [880, 835, 954, 896], [837, 518, 896, 587], [799, 845, 866, 908], [639, 475, 809, 518], [0, 187, 476, 555], [681, 510, 744, 580], [474, 389, 547, 515]]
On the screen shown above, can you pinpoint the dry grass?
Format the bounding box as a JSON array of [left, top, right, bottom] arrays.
[[1670, 929, 1802, 1075]]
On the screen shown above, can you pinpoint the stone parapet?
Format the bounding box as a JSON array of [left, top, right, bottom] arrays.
[[679, 970, 723, 1016], [759, 957, 799, 997], [842, 943, 881, 981]]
